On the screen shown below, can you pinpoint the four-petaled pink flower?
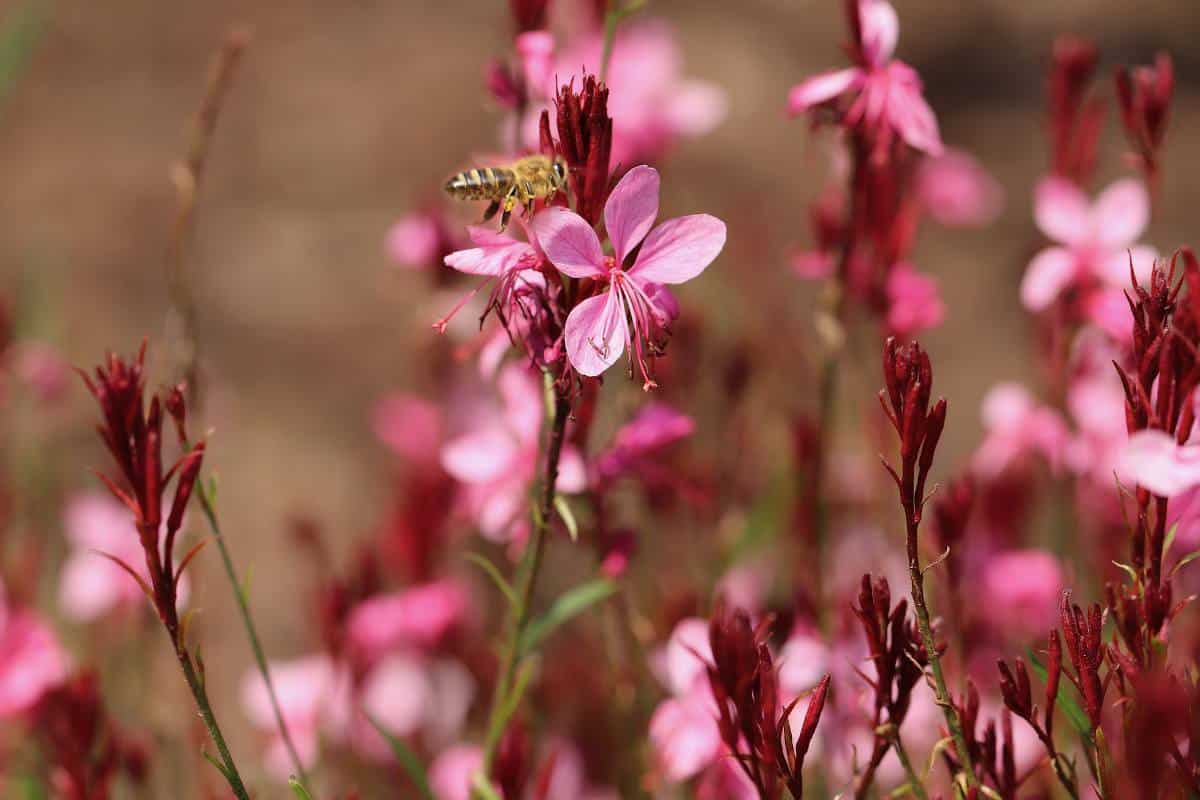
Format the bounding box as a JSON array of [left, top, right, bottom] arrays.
[[531, 165, 726, 388], [787, 0, 943, 157], [1020, 176, 1155, 311], [437, 222, 547, 334], [0, 578, 69, 718], [1119, 429, 1200, 498]]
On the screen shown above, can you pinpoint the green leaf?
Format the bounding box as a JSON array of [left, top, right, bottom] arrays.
[[1170, 548, 1200, 580], [1164, 522, 1179, 558], [1110, 560, 1141, 587], [471, 772, 504, 800], [366, 715, 435, 800], [1028, 649, 1092, 737], [519, 578, 617, 656], [200, 749, 233, 782], [288, 777, 315, 799], [554, 494, 579, 541], [465, 552, 518, 608]]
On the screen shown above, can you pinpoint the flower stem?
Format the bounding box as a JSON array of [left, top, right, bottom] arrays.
[[888, 726, 929, 800], [905, 510, 978, 792], [479, 376, 570, 775], [175, 644, 250, 800], [198, 489, 312, 787]]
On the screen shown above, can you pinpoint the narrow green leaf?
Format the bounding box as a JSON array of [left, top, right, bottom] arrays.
[[1164, 522, 1179, 558], [1170, 548, 1200, 580], [519, 578, 617, 655], [200, 749, 233, 781], [1028, 649, 1092, 736], [554, 494, 579, 542], [465, 552, 518, 608], [288, 777, 315, 799], [1110, 560, 1140, 587], [471, 772, 505, 800], [366, 715, 435, 800]]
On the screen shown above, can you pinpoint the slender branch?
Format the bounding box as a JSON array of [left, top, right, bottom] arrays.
[[479, 378, 570, 774], [175, 642, 250, 800]]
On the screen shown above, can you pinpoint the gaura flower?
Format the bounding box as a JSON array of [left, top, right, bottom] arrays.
[[344, 579, 469, 663], [1020, 176, 1155, 311], [972, 383, 1070, 479], [884, 262, 944, 336], [437, 222, 547, 335], [531, 165, 726, 388], [787, 0, 942, 157], [0, 579, 69, 718], [240, 654, 345, 778], [914, 149, 1004, 227], [1119, 429, 1200, 498]]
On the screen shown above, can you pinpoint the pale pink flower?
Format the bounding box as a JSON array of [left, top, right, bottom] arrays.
[[387, 212, 444, 268], [437, 222, 547, 334], [1020, 177, 1155, 311], [787, 0, 942, 156], [441, 365, 586, 541], [649, 690, 722, 781], [978, 549, 1064, 639], [778, 632, 830, 697], [885, 262, 944, 335], [531, 165, 726, 387], [0, 579, 69, 718], [240, 654, 344, 779], [430, 744, 486, 800], [1064, 332, 1130, 484], [915, 149, 1004, 227], [1166, 486, 1200, 555], [694, 757, 758, 800], [371, 393, 443, 465], [13, 342, 70, 403], [58, 491, 190, 622], [345, 579, 469, 663], [716, 561, 772, 616], [1119, 429, 1200, 497], [973, 384, 1070, 478], [594, 402, 695, 483], [515, 30, 555, 98]]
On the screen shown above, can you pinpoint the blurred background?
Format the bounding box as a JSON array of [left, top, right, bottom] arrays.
[[2, 0, 1199, 792]]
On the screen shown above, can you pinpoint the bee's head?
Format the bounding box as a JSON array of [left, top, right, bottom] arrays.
[[551, 156, 569, 188]]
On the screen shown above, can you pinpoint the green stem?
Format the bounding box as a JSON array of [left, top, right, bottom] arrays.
[[198, 490, 311, 787], [479, 380, 570, 774], [176, 645, 250, 800], [889, 727, 929, 800], [599, 0, 643, 82]]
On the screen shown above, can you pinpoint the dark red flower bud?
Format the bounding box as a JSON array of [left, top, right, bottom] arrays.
[[1114, 53, 1173, 190], [997, 659, 1033, 721]]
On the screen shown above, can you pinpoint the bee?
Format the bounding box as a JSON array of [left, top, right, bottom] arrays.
[[443, 154, 569, 230]]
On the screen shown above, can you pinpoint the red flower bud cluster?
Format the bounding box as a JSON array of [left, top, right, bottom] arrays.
[[879, 338, 947, 525], [1047, 35, 1103, 186], [1115, 53, 1173, 193], [539, 74, 613, 226]]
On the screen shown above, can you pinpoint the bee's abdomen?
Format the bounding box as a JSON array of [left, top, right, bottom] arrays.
[[444, 167, 514, 200]]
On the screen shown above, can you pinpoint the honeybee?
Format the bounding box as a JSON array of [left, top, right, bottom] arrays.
[[443, 154, 569, 230]]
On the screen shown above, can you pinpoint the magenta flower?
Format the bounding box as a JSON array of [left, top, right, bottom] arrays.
[[594, 402, 695, 484], [972, 383, 1070, 479], [57, 491, 191, 623], [386, 210, 451, 270], [978, 549, 1064, 639], [371, 392, 443, 465], [440, 365, 586, 540], [1020, 176, 1155, 311], [531, 165, 726, 387], [885, 262, 944, 336], [436, 223, 547, 334], [344, 579, 469, 663], [0, 579, 69, 718], [787, 0, 943, 156], [915, 149, 1004, 227]]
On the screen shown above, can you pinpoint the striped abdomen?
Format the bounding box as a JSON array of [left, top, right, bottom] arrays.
[[444, 167, 515, 201]]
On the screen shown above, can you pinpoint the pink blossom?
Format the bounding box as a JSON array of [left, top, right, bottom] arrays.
[[1064, 332, 1130, 484], [531, 165, 726, 387], [978, 549, 1064, 638], [790, 249, 835, 280], [441, 365, 586, 540], [515, 30, 555, 97], [594, 402, 695, 483], [240, 654, 344, 779], [694, 757, 758, 800], [387, 212, 443, 268], [371, 393, 444, 465], [437, 222, 547, 335], [649, 691, 722, 781], [1119, 430, 1200, 497], [885, 262, 944, 335], [430, 744, 487, 800], [345, 580, 469, 662], [778, 632, 830, 697], [58, 491, 190, 622], [1166, 486, 1200, 555], [0, 579, 69, 718], [787, 0, 942, 156], [973, 384, 1070, 478], [1020, 177, 1155, 311], [915, 149, 1004, 227], [13, 342, 70, 403]]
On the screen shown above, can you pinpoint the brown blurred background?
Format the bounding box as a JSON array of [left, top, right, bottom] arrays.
[[2, 0, 1199, 786]]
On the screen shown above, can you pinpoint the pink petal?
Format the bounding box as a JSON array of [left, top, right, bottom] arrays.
[[240, 655, 336, 730], [664, 81, 727, 136], [1097, 244, 1158, 289], [431, 745, 486, 800], [1085, 287, 1135, 343], [346, 581, 468, 660], [859, 0, 899, 66], [58, 551, 128, 622], [531, 207, 607, 278], [564, 291, 628, 377], [556, 445, 589, 493], [885, 264, 944, 334], [605, 165, 660, 264], [915, 149, 1004, 227], [648, 696, 722, 781], [360, 654, 432, 738], [371, 393, 443, 463], [443, 227, 533, 277], [1034, 177, 1090, 246], [0, 612, 69, 718], [890, 87, 943, 156], [440, 429, 518, 484], [665, 617, 712, 696], [787, 68, 864, 114], [1020, 246, 1077, 311], [1120, 430, 1200, 497], [629, 214, 725, 285], [1091, 179, 1149, 250], [497, 365, 544, 447], [790, 250, 835, 280], [386, 213, 440, 268], [978, 550, 1063, 638]]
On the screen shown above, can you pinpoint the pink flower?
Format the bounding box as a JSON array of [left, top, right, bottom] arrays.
[[694, 757, 757, 800], [345, 580, 469, 662], [787, 0, 942, 156], [13, 342, 70, 403], [441, 365, 586, 540], [973, 384, 1070, 479], [371, 393, 443, 465], [0, 579, 69, 718], [430, 744, 487, 800], [58, 491, 190, 622], [531, 165, 726, 387], [885, 262, 944, 335], [978, 549, 1064, 639], [240, 654, 345, 779], [1020, 177, 1155, 311], [649, 691, 723, 781], [437, 223, 547, 335], [387, 212, 443, 268], [915, 149, 1004, 227], [594, 402, 695, 483], [1119, 429, 1200, 497]]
